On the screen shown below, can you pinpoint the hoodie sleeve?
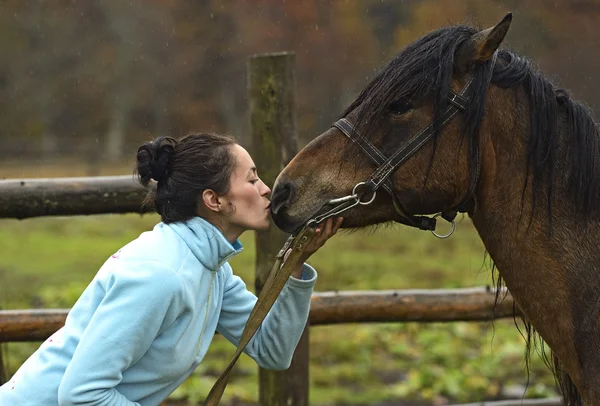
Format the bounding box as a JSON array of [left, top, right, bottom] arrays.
[[57, 262, 183, 406], [216, 264, 317, 370]]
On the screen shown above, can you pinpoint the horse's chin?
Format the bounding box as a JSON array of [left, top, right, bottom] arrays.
[[272, 204, 387, 235], [271, 200, 336, 235], [270, 211, 304, 235]]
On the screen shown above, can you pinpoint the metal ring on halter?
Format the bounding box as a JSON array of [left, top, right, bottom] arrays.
[[352, 182, 377, 205], [430, 213, 455, 239]]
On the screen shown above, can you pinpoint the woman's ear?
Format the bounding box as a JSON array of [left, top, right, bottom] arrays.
[[201, 189, 222, 213]]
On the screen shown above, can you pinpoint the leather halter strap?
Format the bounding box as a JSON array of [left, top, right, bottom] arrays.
[[331, 51, 497, 232]]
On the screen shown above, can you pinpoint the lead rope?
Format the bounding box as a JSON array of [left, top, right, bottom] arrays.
[[203, 225, 316, 406]]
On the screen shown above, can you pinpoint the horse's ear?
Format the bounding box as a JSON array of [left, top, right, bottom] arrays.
[[455, 13, 512, 71]]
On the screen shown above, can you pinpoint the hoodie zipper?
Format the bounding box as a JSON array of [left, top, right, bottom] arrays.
[[194, 250, 240, 357], [196, 270, 216, 356]]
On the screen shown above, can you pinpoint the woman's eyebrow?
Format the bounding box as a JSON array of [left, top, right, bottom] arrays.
[[247, 167, 257, 177]]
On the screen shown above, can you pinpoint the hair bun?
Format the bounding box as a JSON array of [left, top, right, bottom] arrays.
[[136, 136, 177, 186]]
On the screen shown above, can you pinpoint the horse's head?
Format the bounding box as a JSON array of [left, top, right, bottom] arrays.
[[271, 14, 512, 234]]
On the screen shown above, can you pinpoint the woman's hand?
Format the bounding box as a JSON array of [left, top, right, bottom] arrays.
[[300, 217, 343, 262], [288, 217, 343, 279]]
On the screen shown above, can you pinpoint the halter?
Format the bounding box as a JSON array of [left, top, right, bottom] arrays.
[[307, 51, 498, 239]]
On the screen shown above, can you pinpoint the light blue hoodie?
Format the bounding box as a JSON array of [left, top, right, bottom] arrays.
[[0, 217, 317, 406]]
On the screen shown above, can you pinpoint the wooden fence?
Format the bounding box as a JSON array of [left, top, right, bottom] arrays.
[[0, 53, 560, 406], [0, 287, 517, 343]]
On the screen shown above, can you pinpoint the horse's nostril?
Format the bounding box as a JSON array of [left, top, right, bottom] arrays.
[[271, 181, 295, 215]]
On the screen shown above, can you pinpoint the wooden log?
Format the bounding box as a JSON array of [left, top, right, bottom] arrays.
[[0, 288, 518, 343], [309, 287, 518, 325], [0, 309, 69, 342], [248, 52, 308, 406], [0, 175, 153, 219]]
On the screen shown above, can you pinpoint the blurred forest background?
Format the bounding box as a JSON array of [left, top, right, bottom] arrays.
[[2, 1, 600, 405], [1, 0, 599, 170]]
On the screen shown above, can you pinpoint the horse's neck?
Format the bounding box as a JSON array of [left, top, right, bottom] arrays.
[[468, 97, 600, 392], [471, 91, 600, 276], [469, 168, 600, 394], [471, 120, 600, 309], [473, 85, 600, 269]]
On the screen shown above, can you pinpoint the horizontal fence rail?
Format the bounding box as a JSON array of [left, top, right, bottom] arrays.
[[0, 288, 517, 342], [0, 176, 152, 219], [309, 287, 517, 325]]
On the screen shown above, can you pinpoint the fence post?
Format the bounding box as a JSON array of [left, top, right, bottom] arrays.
[[248, 52, 309, 406]]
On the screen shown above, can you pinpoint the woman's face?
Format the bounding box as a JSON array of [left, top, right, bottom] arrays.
[[220, 144, 272, 232]]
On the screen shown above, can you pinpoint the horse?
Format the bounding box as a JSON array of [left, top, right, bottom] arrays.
[[269, 13, 600, 406]]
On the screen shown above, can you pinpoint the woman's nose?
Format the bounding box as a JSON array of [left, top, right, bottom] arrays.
[[261, 182, 271, 197]]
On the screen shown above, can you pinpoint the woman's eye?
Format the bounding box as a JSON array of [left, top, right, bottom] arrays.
[[389, 100, 413, 116], [250, 179, 259, 184]]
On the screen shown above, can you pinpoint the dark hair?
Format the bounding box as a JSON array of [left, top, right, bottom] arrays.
[[135, 132, 238, 223]]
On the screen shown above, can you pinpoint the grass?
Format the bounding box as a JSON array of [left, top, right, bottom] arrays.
[[0, 213, 558, 405]]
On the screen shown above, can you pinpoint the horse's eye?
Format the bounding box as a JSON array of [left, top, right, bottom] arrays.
[[389, 101, 413, 116]]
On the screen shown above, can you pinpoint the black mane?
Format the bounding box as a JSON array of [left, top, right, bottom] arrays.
[[342, 24, 600, 219]]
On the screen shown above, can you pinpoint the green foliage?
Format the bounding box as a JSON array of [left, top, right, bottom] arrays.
[[0, 214, 558, 404]]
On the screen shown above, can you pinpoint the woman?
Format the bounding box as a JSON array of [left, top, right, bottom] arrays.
[[0, 133, 342, 405]]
